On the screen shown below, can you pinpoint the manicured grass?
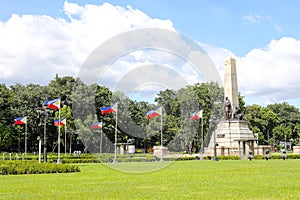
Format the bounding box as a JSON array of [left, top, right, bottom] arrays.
[[0, 160, 300, 199]]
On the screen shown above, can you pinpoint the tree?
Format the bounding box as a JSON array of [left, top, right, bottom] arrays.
[[48, 75, 76, 106], [0, 123, 12, 151], [75, 115, 100, 153], [0, 84, 14, 126], [244, 105, 279, 145], [273, 124, 292, 148], [267, 102, 300, 146]]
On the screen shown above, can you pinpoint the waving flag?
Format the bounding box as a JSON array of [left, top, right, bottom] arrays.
[[41, 99, 49, 109], [61, 118, 66, 125], [14, 117, 27, 125], [189, 110, 203, 120], [147, 107, 162, 119], [47, 98, 60, 110], [91, 122, 103, 129], [100, 103, 117, 115], [54, 118, 66, 127]]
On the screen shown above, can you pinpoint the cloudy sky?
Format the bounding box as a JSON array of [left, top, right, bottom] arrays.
[[1, 0, 300, 107]]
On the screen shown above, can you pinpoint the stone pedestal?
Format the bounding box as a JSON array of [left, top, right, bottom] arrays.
[[206, 120, 257, 158], [293, 146, 300, 154], [215, 120, 254, 147], [153, 146, 168, 158]]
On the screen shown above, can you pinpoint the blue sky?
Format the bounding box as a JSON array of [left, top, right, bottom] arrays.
[[1, 0, 300, 107]]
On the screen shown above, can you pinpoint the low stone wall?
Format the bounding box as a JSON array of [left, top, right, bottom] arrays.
[[254, 145, 272, 156]]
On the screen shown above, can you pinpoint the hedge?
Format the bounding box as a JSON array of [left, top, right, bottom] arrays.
[[0, 161, 80, 175]]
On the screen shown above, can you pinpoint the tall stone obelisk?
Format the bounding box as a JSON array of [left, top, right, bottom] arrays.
[[206, 57, 256, 158], [224, 57, 239, 112]]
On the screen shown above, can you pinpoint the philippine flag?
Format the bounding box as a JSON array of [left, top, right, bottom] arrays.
[[47, 98, 60, 110], [54, 118, 66, 127], [189, 110, 203, 120], [41, 100, 49, 109], [100, 103, 117, 115], [91, 122, 103, 129], [147, 107, 162, 119], [14, 117, 27, 125]]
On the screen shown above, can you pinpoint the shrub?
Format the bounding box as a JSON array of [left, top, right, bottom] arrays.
[[0, 161, 80, 175]]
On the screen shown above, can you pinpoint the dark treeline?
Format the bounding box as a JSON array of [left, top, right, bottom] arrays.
[[0, 75, 300, 153]]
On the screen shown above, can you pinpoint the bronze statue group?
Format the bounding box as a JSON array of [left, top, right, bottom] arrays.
[[224, 97, 243, 120]]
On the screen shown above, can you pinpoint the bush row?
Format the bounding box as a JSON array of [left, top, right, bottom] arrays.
[[0, 161, 80, 175], [1, 152, 156, 161], [254, 154, 300, 160], [2, 153, 300, 164]]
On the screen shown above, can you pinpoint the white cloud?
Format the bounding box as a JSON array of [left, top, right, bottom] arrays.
[[201, 37, 300, 107], [243, 13, 263, 24], [1, 2, 300, 108], [243, 13, 271, 24], [237, 37, 300, 103], [0, 1, 174, 85]]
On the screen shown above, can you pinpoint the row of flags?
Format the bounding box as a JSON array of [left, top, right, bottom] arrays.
[[99, 103, 203, 120], [14, 101, 203, 126], [14, 98, 61, 125], [14, 117, 67, 127], [146, 107, 203, 120], [13, 99, 203, 163]]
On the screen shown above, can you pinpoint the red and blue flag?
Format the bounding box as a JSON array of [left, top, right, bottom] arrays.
[[14, 117, 27, 125], [100, 103, 117, 115], [47, 98, 60, 110], [54, 118, 66, 126], [189, 110, 203, 120], [91, 122, 103, 129], [147, 107, 162, 119]]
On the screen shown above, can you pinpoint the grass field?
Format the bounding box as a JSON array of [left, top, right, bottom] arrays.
[[0, 159, 299, 199]]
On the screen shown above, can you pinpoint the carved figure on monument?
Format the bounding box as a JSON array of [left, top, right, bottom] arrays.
[[233, 106, 243, 120], [224, 97, 232, 120]]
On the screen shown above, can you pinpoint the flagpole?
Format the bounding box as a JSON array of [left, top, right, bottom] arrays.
[[100, 122, 103, 156], [160, 107, 163, 162], [25, 118, 27, 157], [114, 103, 118, 163], [201, 114, 204, 155], [64, 119, 67, 155], [57, 107, 61, 164]]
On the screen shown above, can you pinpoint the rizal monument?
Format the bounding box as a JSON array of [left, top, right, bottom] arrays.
[[206, 57, 257, 158]]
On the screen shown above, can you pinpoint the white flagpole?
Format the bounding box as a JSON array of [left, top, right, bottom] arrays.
[[25, 117, 27, 157], [201, 114, 204, 154], [114, 103, 118, 163], [100, 122, 103, 156], [64, 119, 67, 155], [160, 107, 163, 161], [57, 104, 61, 164]]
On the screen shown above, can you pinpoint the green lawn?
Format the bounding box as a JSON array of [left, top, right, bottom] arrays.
[[0, 160, 299, 199]]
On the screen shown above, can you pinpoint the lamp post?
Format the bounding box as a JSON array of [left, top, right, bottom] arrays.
[[254, 133, 259, 156], [69, 130, 73, 155], [37, 136, 42, 163], [210, 117, 219, 161], [285, 133, 287, 150], [293, 127, 299, 144]]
